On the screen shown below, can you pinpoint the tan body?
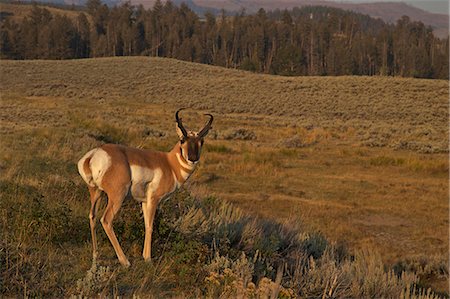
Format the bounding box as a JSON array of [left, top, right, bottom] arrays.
[[78, 109, 212, 266], [78, 142, 197, 266]]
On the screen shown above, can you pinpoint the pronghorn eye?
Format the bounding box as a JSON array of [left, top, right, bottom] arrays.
[[180, 139, 186, 144]]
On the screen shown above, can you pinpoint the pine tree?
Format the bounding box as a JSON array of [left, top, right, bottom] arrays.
[[75, 13, 90, 58]]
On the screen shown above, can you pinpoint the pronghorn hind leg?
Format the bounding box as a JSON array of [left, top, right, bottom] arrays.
[[142, 197, 159, 262], [88, 186, 102, 260], [101, 189, 130, 267]]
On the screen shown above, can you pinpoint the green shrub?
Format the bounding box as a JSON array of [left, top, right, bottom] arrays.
[[75, 259, 113, 296]]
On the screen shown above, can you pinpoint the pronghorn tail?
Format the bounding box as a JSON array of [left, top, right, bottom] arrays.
[[77, 149, 97, 187]]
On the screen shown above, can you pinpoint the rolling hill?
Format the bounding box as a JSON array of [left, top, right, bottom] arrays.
[[0, 1, 85, 23], [1, 57, 448, 296], [1, 57, 448, 153]]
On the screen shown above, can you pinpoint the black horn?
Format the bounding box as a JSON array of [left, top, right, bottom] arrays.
[[175, 108, 188, 137], [198, 113, 213, 137]]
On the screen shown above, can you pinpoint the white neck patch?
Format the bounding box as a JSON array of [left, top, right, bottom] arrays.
[[176, 152, 195, 170]]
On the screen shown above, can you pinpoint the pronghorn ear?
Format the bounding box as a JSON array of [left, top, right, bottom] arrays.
[[176, 123, 185, 140]]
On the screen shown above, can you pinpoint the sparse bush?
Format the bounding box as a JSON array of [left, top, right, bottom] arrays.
[[294, 250, 354, 298], [393, 140, 446, 154], [350, 249, 417, 298], [369, 155, 405, 166], [278, 134, 315, 148], [293, 248, 420, 299], [300, 232, 328, 259], [278, 128, 331, 148], [75, 259, 113, 296], [220, 129, 257, 140], [142, 128, 166, 138], [394, 256, 449, 282], [205, 252, 294, 298], [70, 114, 132, 144]]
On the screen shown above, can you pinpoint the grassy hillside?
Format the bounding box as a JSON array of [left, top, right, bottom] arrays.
[[0, 57, 448, 297], [2, 57, 447, 152], [0, 1, 84, 22]]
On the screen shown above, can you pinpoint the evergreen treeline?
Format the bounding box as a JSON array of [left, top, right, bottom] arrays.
[[1, 0, 448, 79]]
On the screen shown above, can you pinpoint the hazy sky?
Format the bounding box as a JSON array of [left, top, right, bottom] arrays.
[[330, 0, 449, 14]]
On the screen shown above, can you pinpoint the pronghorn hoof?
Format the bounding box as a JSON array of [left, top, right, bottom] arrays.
[[120, 260, 131, 267]]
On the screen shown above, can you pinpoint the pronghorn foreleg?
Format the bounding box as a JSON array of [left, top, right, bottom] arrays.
[[88, 186, 102, 260], [142, 196, 159, 261], [101, 189, 130, 267]]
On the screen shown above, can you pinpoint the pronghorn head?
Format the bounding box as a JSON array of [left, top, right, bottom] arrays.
[[175, 108, 213, 163]]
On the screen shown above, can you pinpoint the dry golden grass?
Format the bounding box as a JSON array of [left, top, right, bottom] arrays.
[[0, 57, 448, 294]]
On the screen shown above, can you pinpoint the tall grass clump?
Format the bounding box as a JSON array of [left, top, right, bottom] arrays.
[[401, 284, 446, 299]]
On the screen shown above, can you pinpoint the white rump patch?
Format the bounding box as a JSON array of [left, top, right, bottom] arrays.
[[90, 148, 112, 190], [77, 149, 97, 187]]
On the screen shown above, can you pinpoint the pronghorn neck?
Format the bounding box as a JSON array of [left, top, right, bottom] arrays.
[[176, 152, 196, 171], [168, 143, 196, 184]]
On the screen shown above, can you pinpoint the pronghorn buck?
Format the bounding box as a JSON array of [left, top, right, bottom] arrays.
[[77, 109, 213, 266]]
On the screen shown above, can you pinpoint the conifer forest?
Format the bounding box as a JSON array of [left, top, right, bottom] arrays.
[[1, 0, 448, 78]]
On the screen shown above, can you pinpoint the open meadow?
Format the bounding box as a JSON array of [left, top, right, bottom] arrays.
[[0, 57, 448, 297]]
